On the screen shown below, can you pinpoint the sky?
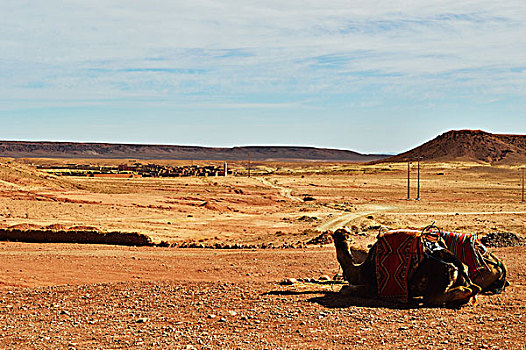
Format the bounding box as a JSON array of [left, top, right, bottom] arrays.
[[1, 1, 525, 154]]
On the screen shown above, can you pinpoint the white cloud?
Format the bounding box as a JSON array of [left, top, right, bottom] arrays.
[[1, 0, 525, 107]]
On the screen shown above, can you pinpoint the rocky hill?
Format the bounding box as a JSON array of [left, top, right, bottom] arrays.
[[381, 130, 526, 164], [0, 141, 388, 162]]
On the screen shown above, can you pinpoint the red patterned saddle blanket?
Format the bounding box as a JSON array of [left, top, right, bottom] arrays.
[[436, 231, 487, 275], [376, 230, 424, 302]]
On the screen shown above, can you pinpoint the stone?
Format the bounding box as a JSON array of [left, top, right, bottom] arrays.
[[280, 278, 297, 285]]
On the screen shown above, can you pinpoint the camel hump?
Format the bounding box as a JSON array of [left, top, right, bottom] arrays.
[[378, 229, 421, 238]]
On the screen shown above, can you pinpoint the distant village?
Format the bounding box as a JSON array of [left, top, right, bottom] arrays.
[[37, 162, 233, 178]]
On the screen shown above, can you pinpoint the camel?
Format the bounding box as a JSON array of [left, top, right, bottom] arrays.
[[333, 228, 482, 307]]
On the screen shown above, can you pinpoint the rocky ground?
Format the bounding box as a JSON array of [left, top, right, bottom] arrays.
[[1, 159, 525, 349], [0, 243, 524, 349]]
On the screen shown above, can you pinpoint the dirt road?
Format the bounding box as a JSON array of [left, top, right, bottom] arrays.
[[315, 204, 396, 232], [254, 176, 302, 202]]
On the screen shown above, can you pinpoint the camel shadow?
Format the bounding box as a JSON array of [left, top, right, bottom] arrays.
[[264, 289, 422, 310], [307, 291, 421, 310]]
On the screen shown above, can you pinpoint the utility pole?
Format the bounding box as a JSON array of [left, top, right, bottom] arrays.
[[247, 153, 251, 178], [407, 159, 411, 200], [521, 167, 525, 203], [416, 156, 422, 200]]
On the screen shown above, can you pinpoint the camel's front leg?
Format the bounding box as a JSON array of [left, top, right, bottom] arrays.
[[339, 284, 376, 298], [422, 259, 481, 307]]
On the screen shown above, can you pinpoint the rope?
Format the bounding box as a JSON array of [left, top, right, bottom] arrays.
[[421, 221, 441, 241]]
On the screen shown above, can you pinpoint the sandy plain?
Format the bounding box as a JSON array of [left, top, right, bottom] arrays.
[[0, 158, 525, 349], [3, 158, 526, 244]]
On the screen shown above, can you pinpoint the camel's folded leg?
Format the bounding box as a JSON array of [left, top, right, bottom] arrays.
[[425, 285, 481, 307], [340, 284, 376, 298], [419, 258, 481, 307]]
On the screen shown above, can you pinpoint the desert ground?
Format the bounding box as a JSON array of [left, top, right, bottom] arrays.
[[0, 157, 525, 349]]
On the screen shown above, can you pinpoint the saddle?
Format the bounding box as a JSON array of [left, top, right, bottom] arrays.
[[375, 230, 424, 302], [434, 231, 487, 275]]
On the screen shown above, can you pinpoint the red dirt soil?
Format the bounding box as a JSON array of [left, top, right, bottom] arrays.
[[0, 243, 524, 349], [1, 157, 525, 348]]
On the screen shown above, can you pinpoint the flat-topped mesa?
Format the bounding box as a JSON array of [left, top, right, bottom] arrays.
[[0, 141, 389, 162]]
